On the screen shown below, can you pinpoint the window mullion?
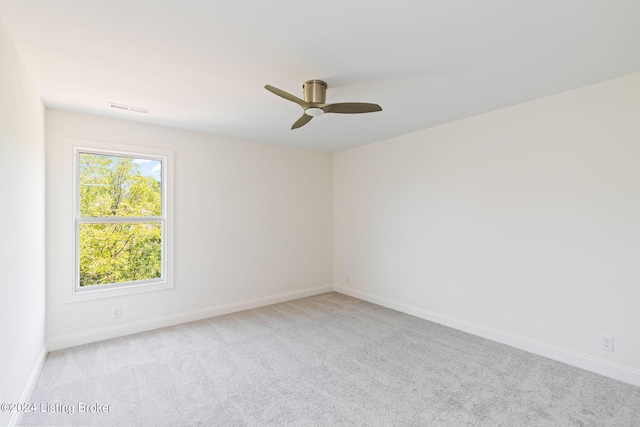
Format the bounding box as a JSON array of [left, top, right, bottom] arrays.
[[77, 216, 164, 224]]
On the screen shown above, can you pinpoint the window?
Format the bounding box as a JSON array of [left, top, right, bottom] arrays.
[[66, 139, 173, 301]]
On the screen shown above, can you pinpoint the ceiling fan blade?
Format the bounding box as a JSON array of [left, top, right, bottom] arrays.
[[291, 114, 313, 129], [265, 85, 308, 109], [323, 102, 382, 114]]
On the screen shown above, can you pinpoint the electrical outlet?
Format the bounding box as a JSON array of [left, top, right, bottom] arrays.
[[346, 276, 350, 284], [600, 335, 614, 352], [112, 306, 121, 319]]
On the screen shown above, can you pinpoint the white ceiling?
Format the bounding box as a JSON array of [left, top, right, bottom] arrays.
[[1, 1, 639, 152]]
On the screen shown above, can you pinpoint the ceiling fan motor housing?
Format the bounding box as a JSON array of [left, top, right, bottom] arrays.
[[303, 80, 327, 104]]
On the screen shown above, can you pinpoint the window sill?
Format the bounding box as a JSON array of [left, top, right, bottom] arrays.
[[65, 279, 174, 303]]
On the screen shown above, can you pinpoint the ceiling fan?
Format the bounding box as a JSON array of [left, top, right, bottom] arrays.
[[265, 80, 382, 129]]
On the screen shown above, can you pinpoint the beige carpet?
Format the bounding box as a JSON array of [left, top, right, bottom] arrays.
[[20, 292, 640, 426]]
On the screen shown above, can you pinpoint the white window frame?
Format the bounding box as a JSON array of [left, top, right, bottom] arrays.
[[64, 138, 174, 302]]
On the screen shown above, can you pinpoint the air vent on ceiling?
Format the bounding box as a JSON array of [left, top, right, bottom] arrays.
[[108, 102, 149, 114]]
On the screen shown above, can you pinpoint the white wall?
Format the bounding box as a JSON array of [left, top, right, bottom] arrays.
[[0, 17, 46, 427], [334, 73, 640, 386], [46, 110, 333, 348]]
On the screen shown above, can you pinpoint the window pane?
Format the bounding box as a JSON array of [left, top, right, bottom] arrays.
[[79, 153, 162, 217], [79, 222, 162, 287]]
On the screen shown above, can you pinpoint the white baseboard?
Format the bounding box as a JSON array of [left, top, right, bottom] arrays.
[[334, 284, 640, 388], [9, 342, 48, 427], [48, 285, 333, 351]]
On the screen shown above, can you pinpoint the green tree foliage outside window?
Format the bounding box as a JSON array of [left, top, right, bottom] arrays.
[[78, 153, 163, 287]]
